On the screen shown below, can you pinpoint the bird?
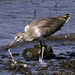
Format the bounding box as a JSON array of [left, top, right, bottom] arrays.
[[8, 14, 70, 63]]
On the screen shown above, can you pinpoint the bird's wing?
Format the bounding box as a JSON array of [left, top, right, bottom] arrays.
[[36, 17, 66, 37], [28, 17, 65, 27], [24, 14, 70, 36], [28, 14, 70, 27]]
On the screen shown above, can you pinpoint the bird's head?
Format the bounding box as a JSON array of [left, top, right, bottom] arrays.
[[9, 32, 25, 48]]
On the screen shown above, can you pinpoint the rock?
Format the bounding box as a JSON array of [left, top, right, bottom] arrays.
[[22, 44, 56, 61], [47, 33, 75, 41]]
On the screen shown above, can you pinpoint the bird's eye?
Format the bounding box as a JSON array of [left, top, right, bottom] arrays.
[[17, 36, 20, 38]]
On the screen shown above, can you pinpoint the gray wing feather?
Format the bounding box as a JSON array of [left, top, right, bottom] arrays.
[[28, 14, 70, 37], [29, 17, 65, 37]]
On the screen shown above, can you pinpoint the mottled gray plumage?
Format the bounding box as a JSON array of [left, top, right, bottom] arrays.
[[25, 14, 70, 40]]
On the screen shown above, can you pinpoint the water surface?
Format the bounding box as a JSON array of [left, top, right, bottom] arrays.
[[0, 0, 75, 75]]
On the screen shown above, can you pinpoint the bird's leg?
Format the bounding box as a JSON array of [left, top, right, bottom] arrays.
[[8, 49, 17, 63], [39, 41, 45, 63], [43, 41, 47, 50]]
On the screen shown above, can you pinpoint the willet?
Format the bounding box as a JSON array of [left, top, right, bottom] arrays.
[[8, 14, 70, 63]]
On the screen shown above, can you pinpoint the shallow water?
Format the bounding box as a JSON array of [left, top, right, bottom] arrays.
[[0, 0, 75, 75]]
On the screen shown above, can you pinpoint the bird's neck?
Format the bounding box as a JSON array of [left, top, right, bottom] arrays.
[[23, 32, 33, 42]]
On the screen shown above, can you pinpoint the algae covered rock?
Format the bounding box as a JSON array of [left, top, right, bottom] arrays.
[[22, 44, 56, 61]]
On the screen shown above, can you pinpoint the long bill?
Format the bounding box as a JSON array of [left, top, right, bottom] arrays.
[[8, 40, 17, 49]]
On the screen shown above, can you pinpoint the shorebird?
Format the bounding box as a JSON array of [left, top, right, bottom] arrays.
[[8, 14, 70, 63]]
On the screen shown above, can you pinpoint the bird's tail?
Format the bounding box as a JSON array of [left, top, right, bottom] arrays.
[[58, 14, 71, 22]]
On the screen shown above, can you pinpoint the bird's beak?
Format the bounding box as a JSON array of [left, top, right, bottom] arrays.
[[8, 40, 17, 48]]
